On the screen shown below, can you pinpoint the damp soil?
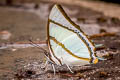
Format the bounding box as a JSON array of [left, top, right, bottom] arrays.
[[0, 1, 120, 80]]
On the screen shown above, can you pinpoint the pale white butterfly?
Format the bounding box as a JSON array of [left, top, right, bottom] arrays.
[[40, 4, 103, 73]]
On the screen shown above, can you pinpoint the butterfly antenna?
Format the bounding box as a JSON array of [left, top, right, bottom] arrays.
[[28, 39, 49, 57]]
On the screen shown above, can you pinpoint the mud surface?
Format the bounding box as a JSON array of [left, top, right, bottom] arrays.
[[0, 1, 120, 80]]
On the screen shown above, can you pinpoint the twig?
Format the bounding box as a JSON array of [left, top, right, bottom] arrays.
[[0, 41, 47, 49], [89, 32, 116, 39]]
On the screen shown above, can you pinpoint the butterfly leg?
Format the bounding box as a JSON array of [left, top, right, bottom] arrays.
[[45, 60, 48, 67], [43, 60, 56, 75], [66, 64, 74, 73], [61, 56, 74, 73], [41, 60, 48, 69], [51, 63, 56, 75]]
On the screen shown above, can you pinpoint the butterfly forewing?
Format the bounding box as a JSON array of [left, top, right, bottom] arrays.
[[47, 4, 98, 66]]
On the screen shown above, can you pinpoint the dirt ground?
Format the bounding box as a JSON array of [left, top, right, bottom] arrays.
[[0, 1, 120, 80]]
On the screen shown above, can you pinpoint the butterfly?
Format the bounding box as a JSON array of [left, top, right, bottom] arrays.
[[33, 4, 104, 73]]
